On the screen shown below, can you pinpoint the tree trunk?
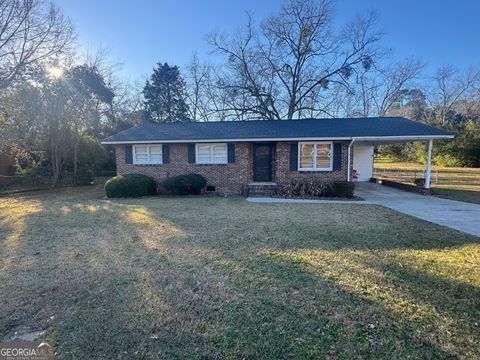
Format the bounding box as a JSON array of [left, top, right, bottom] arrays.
[[52, 140, 61, 186], [73, 138, 79, 186], [51, 137, 58, 186]]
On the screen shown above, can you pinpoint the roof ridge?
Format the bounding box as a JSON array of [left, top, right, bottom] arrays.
[[140, 116, 405, 125]]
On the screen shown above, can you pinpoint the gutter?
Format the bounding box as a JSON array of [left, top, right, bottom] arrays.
[[101, 136, 352, 144], [347, 139, 355, 182], [350, 135, 454, 141]]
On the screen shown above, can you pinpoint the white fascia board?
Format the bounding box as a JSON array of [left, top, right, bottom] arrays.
[[101, 134, 453, 145], [101, 137, 352, 145]]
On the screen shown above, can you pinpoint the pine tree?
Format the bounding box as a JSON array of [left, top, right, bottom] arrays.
[[143, 62, 190, 122]]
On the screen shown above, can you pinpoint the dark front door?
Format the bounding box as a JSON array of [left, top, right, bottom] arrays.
[[253, 143, 273, 182]]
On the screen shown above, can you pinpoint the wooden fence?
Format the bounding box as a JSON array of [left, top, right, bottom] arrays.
[[373, 167, 480, 186]]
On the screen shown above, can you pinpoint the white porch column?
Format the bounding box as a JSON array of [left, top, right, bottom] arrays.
[[425, 139, 433, 189]]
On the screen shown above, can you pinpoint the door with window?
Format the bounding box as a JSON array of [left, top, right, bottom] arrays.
[[253, 143, 273, 182]]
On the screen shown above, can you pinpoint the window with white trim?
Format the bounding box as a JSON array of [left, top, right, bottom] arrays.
[[133, 145, 163, 164], [196, 143, 227, 164], [298, 142, 333, 171]]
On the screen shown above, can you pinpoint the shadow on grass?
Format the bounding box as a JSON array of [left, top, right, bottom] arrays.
[[0, 190, 479, 358]]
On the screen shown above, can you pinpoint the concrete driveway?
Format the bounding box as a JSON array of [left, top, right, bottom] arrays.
[[355, 182, 480, 237]]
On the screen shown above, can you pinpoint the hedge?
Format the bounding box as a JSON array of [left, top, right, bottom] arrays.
[[105, 174, 156, 198], [163, 174, 207, 195]]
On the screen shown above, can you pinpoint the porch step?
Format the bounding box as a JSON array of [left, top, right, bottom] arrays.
[[246, 182, 278, 197]]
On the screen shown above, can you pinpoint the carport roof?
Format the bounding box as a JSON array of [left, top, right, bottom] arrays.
[[102, 116, 453, 144]]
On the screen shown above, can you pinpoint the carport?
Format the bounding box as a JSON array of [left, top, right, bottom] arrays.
[[349, 136, 453, 189]]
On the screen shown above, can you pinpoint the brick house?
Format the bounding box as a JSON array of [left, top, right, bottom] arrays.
[[102, 117, 452, 195]]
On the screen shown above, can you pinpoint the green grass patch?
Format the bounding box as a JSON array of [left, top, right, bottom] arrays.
[[433, 187, 480, 205]]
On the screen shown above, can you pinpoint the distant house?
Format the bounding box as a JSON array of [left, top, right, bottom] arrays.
[[102, 117, 452, 195]]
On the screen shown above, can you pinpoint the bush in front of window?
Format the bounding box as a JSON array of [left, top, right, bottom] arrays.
[[332, 181, 355, 198], [105, 174, 157, 198], [277, 180, 333, 198], [163, 173, 207, 195], [277, 180, 355, 198]]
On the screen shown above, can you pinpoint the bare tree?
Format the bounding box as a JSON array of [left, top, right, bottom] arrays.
[[111, 79, 145, 126], [209, 15, 280, 119], [374, 59, 424, 116], [336, 58, 424, 118], [0, 0, 74, 89], [201, 69, 233, 120], [431, 65, 480, 125], [185, 54, 213, 121], [209, 0, 382, 119]]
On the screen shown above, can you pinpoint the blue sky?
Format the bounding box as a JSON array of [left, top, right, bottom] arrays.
[[56, 0, 479, 80]]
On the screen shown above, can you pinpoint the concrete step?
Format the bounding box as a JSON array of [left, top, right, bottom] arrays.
[[246, 183, 278, 197]]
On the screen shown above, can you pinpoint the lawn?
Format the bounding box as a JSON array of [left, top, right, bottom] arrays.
[[432, 187, 480, 204], [1, 186, 479, 359], [374, 160, 480, 204]]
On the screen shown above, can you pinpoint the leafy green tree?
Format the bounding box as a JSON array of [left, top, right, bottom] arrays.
[[143, 62, 190, 122], [1, 63, 115, 185], [67, 65, 114, 184]]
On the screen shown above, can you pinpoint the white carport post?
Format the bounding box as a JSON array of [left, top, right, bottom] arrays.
[[346, 139, 355, 181], [425, 139, 433, 189]]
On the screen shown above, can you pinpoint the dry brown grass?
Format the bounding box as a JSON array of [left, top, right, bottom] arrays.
[[0, 185, 479, 359]]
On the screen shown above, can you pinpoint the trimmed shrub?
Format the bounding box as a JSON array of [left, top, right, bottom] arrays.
[[163, 173, 207, 195], [105, 174, 156, 198], [332, 181, 355, 198], [277, 180, 333, 198], [278, 180, 355, 198]]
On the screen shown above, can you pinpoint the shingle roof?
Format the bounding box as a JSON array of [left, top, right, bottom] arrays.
[[102, 117, 453, 144]]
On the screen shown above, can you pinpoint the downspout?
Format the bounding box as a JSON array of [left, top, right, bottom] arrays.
[[347, 138, 355, 182]]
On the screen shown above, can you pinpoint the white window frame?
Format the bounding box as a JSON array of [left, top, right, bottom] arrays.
[[298, 141, 333, 171], [195, 143, 228, 164], [133, 144, 163, 165]]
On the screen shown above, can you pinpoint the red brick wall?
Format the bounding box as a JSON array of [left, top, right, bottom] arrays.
[[116, 143, 253, 194], [115, 141, 351, 194], [273, 142, 350, 185]]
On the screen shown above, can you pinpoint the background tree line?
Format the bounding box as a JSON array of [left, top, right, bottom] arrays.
[[1, 0, 479, 188]]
